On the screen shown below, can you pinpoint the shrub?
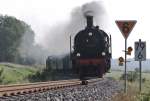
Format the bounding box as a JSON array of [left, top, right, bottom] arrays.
[[120, 68, 146, 83]]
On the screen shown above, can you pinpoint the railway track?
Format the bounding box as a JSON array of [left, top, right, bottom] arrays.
[[0, 78, 102, 97]]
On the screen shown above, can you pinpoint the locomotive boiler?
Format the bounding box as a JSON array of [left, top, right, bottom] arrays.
[[71, 14, 112, 80]]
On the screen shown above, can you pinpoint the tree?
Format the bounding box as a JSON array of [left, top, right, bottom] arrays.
[[0, 15, 35, 63]]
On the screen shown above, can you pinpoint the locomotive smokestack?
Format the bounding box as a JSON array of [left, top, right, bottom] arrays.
[[86, 15, 93, 28]]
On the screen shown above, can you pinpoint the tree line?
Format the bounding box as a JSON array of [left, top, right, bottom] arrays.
[[0, 15, 35, 64]]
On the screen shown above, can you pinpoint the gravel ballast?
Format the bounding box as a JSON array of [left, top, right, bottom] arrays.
[[0, 78, 123, 101]]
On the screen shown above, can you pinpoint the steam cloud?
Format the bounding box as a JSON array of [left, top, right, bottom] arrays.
[[20, 1, 107, 64], [42, 1, 107, 55]]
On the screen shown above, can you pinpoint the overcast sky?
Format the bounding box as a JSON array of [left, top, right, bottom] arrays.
[[0, 0, 149, 59]]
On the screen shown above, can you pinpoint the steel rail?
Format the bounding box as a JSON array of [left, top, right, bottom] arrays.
[[0, 78, 102, 97]]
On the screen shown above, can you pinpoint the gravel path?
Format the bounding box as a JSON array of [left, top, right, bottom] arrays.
[[0, 78, 123, 101]]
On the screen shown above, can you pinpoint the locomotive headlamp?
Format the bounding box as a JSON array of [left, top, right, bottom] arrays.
[[88, 32, 93, 36], [105, 37, 107, 41], [102, 52, 106, 56], [86, 39, 89, 42], [77, 53, 80, 57]]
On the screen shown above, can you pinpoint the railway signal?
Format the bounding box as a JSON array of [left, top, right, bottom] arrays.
[[134, 39, 146, 92], [127, 47, 133, 55], [115, 20, 137, 39], [118, 57, 124, 66], [116, 20, 137, 93]]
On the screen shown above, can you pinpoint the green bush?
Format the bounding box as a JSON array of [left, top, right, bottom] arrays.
[[120, 68, 146, 83], [142, 96, 150, 101], [0, 67, 4, 83], [140, 92, 150, 101]]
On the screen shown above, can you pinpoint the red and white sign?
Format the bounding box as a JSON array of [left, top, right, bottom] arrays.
[[115, 20, 137, 39]]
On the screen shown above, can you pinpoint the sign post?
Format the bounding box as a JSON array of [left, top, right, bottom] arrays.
[[116, 20, 137, 93], [124, 38, 127, 93], [135, 39, 146, 92]]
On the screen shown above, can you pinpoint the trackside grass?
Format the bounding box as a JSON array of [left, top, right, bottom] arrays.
[[0, 63, 38, 84], [106, 70, 150, 101]]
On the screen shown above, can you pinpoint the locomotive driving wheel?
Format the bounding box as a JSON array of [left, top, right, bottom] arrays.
[[81, 80, 88, 85]]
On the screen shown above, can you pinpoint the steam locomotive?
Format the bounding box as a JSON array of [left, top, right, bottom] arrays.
[[71, 14, 112, 80]]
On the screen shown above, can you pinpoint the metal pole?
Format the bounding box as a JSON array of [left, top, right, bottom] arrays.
[[70, 36, 72, 60], [139, 60, 142, 92], [110, 35, 112, 58], [139, 39, 142, 92], [124, 39, 127, 93], [70, 36, 72, 69]]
